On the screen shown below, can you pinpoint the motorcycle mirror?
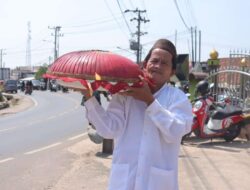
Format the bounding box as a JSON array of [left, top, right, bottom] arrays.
[[209, 83, 214, 88]]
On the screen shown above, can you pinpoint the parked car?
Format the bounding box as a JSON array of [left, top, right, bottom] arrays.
[[32, 79, 41, 90], [4, 79, 18, 93]]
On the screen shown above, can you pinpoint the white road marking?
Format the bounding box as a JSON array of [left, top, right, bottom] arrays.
[[47, 116, 57, 120], [0, 157, 15, 164], [30, 96, 38, 107], [0, 127, 17, 133], [68, 133, 87, 141], [24, 142, 62, 155]]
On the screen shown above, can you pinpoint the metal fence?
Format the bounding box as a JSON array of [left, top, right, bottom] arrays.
[[207, 54, 250, 110]]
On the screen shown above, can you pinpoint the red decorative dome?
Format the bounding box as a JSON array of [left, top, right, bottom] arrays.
[[45, 50, 144, 93], [47, 50, 141, 82]]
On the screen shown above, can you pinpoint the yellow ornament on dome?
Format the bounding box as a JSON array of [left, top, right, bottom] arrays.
[[240, 58, 247, 67], [95, 72, 102, 80], [207, 49, 220, 67], [209, 49, 219, 59]]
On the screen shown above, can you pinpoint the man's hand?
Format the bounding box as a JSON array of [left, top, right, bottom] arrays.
[[71, 87, 92, 101], [119, 76, 155, 106], [81, 89, 92, 100]]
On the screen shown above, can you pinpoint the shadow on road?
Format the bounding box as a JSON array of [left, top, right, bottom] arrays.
[[95, 152, 112, 159], [182, 136, 250, 152]]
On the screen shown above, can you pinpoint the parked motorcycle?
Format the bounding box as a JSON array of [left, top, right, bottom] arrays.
[[50, 80, 58, 92], [62, 86, 69, 93], [20, 81, 25, 92], [182, 80, 250, 143]]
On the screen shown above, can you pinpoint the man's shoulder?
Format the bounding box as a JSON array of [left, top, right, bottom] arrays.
[[161, 84, 188, 100], [162, 84, 183, 93]]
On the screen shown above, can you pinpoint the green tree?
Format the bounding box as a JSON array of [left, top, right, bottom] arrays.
[[35, 64, 48, 80]]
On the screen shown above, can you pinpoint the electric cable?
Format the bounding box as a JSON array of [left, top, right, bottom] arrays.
[[103, 0, 129, 38], [63, 15, 122, 28], [116, 0, 133, 34], [63, 24, 122, 35], [185, 0, 198, 27], [173, 0, 190, 30]]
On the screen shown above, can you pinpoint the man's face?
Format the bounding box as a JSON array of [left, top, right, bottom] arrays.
[[144, 48, 174, 89]]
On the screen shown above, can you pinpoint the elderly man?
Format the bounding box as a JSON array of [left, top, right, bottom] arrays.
[[83, 39, 193, 190]]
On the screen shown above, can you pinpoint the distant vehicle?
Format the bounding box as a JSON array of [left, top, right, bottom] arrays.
[[19, 80, 25, 91], [17, 80, 21, 89], [0, 80, 4, 92], [39, 79, 47, 90], [32, 79, 41, 90], [4, 80, 18, 93], [49, 79, 58, 92]]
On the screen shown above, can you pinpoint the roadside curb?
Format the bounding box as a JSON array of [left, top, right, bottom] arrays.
[[0, 94, 35, 116]]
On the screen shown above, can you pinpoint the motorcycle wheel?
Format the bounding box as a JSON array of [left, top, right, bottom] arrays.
[[181, 132, 192, 144], [223, 125, 241, 142], [193, 128, 200, 137]]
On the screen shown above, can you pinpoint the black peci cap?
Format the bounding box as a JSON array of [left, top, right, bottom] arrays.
[[144, 39, 177, 70]]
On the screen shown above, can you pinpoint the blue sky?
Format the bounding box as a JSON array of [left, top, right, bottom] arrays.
[[0, 0, 250, 68]]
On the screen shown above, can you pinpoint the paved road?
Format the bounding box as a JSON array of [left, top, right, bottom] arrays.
[[0, 91, 88, 157], [179, 137, 250, 190], [0, 90, 90, 190]]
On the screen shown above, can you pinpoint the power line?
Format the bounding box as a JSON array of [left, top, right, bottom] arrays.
[[173, 0, 190, 30], [63, 25, 122, 35], [103, 0, 129, 38], [140, 0, 150, 21], [116, 0, 133, 34], [128, 0, 135, 9], [185, 0, 198, 27], [63, 15, 123, 28], [142, 29, 191, 46], [5, 48, 53, 55]]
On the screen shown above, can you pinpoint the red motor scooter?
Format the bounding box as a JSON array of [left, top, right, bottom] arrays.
[[183, 80, 250, 142]]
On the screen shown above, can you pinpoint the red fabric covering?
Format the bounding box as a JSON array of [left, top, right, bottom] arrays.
[[44, 50, 157, 94], [43, 74, 155, 94], [42, 73, 57, 79], [48, 50, 142, 81]]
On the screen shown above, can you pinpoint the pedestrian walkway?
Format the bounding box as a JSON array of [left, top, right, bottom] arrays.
[[52, 136, 250, 190], [52, 138, 111, 190]]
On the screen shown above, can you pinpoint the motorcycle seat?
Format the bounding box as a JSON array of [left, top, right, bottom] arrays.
[[211, 109, 242, 120]]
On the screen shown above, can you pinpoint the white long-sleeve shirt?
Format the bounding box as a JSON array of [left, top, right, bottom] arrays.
[[85, 83, 193, 190]]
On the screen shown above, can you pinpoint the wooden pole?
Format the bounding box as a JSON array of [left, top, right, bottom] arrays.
[[102, 139, 113, 154]]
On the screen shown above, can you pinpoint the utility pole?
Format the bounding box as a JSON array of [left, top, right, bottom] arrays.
[[194, 26, 197, 66], [125, 8, 149, 64], [0, 49, 6, 80], [190, 27, 194, 67], [26, 21, 32, 70], [48, 26, 63, 62], [199, 30, 201, 64], [175, 30, 177, 49]]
